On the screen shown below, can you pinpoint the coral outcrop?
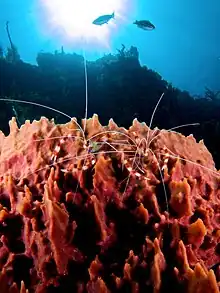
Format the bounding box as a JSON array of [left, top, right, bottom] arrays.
[[0, 115, 219, 292]]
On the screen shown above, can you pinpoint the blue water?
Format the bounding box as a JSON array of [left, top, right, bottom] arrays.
[[0, 0, 220, 95]]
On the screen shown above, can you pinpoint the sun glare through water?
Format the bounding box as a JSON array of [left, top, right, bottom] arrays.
[[40, 0, 129, 48]]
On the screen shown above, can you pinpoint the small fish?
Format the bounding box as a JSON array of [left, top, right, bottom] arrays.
[[133, 20, 155, 30], [92, 12, 115, 25]]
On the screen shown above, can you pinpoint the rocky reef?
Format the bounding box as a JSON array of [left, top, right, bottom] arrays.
[[0, 115, 219, 292]]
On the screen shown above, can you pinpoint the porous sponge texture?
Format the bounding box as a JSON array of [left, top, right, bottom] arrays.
[[0, 116, 219, 292]]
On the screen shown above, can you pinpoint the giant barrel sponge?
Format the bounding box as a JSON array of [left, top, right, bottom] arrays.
[[0, 115, 219, 292]]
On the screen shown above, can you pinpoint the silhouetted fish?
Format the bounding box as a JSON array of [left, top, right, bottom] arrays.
[[92, 12, 115, 25], [133, 20, 155, 30]]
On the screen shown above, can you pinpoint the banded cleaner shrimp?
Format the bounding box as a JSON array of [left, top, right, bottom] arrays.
[[1, 91, 218, 221]]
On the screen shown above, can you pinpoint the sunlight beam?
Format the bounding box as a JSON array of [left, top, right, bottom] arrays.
[[40, 0, 128, 47]]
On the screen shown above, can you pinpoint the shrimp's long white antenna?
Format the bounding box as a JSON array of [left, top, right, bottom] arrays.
[[82, 43, 88, 133], [0, 98, 85, 140], [72, 39, 89, 196], [146, 92, 165, 147], [149, 123, 200, 146], [0, 98, 72, 120]]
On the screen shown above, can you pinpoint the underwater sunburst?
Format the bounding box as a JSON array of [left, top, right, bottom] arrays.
[[39, 0, 129, 47]]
